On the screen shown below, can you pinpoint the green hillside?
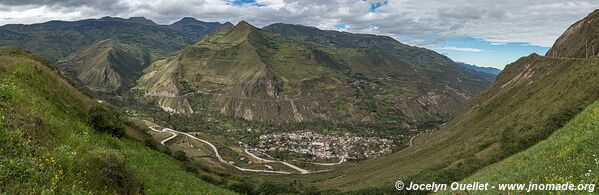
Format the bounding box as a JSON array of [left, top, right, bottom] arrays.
[[0, 17, 230, 63], [294, 54, 599, 191], [459, 100, 599, 194], [263, 23, 454, 69], [169, 17, 234, 37], [269, 10, 599, 192], [56, 39, 148, 93], [134, 21, 491, 127], [0, 47, 233, 194], [263, 23, 498, 81]]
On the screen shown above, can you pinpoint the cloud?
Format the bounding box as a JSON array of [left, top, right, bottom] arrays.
[[0, 0, 595, 47], [489, 42, 508, 46], [434, 46, 484, 52], [0, 0, 131, 15]]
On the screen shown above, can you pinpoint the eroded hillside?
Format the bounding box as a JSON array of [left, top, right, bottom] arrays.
[[135, 21, 492, 127], [56, 39, 147, 93]]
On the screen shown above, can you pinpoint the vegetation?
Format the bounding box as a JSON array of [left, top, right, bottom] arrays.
[[460, 100, 599, 193], [0, 47, 233, 194], [0, 16, 230, 63], [269, 54, 599, 191], [263, 23, 498, 81], [89, 105, 126, 137], [134, 21, 491, 129], [56, 39, 148, 93], [5, 11, 599, 194]]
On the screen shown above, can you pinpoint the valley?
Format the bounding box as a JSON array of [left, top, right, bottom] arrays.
[[142, 117, 398, 175], [1, 7, 598, 194]]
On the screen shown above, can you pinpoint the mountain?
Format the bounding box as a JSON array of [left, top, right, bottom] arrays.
[[263, 23, 461, 69], [302, 12, 599, 192], [135, 21, 492, 127], [0, 47, 233, 194], [455, 62, 500, 82], [0, 16, 230, 62], [263, 23, 501, 82], [56, 39, 148, 93], [315, 56, 599, 192], [455, 62, 501, 75], [169, 17, 234, 37], [546, 10, 599, 58]]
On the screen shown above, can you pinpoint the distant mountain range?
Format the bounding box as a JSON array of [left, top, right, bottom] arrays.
[[0, 16, 231, 63], [0, 17, 231, 93], [455, 62, 501, 75]]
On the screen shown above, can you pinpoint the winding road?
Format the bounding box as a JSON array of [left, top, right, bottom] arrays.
[[161, 131, 178, 145], [147, 122, 347, 175], [309, 156, 346, 166], [244, 149, 310, 174], [148, 126, 294, 174]]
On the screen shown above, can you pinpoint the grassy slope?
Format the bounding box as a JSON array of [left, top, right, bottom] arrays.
[[0, 48, 233, 194], [461, 100, 599, 193], [295, 55, 599, 191]]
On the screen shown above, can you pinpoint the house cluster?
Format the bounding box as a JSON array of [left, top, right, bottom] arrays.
[[255, 131, 394, 159]]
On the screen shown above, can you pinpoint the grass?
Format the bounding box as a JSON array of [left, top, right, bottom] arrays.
[[268, 55, 599, 192], [0, 48, 234, 194], [457, 100, 599, 194]]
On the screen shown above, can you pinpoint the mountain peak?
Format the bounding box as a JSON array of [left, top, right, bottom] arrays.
[[58, 39, 144, 92], [223, 20, 259, 39], [127, 17, 157, 25], [181, 16, 197, 20], [173, 17, 200, 25], [95, 16, 157, 26], [235, 20, 253, 28]]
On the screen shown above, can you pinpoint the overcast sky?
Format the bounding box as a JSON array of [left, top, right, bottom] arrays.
[[0, 0, 596, 69]]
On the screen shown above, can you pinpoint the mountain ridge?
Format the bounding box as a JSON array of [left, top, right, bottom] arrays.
[[0, 16, 231, 62], [546, 9, 599, 58], [56, 39, 148, 93], [455, 62, 501, 75], [262, 23, 499, 83], [135, 21, 493, 127]]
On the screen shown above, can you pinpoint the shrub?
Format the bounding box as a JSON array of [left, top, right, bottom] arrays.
[[228, 181, 256, 195], [88, 105, 125, 137], [173, 150, 189, 162], [257, 181, 299, 195], [80, 149, 143, 194]]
